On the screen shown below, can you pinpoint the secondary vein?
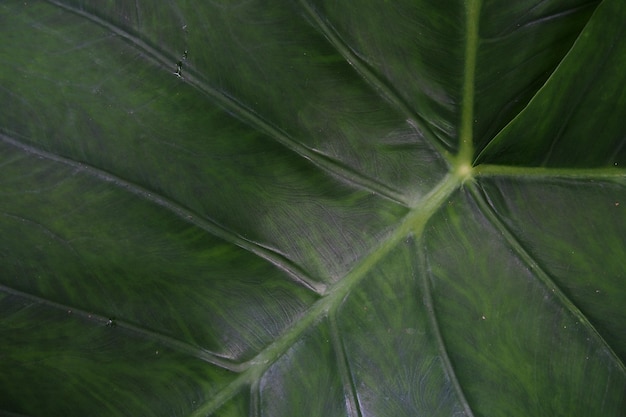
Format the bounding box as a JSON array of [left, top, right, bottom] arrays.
[[468, 183, 626, 374], [44, 0, 409, 206], [0, 132, 323, 294], [417, 241, 475, 417], [475, 164, 626, 180], [296, 0, 453, 164], [0, 284, 243, 371]]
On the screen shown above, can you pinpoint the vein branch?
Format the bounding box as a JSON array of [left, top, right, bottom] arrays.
[[0, 284, 243, 372], [468, 183, 626, 374], [296, 0, 452, 163], [44, 0, 408, 206], [329, 312, 362, 417], [417, 240, 475, 417], [0, 132, 324, 294], [475, 164, 626, 181]]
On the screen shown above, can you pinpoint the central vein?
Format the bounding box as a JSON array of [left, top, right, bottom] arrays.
[[190, 173, 461, 417], [191, 3, 482, 414], [458, 0, 482, 167]]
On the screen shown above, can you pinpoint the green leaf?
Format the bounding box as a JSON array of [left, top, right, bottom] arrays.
[[1, 0, 625, 416]]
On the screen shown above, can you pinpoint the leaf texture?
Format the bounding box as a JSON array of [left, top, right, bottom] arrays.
[[1, 0, 625, 416]]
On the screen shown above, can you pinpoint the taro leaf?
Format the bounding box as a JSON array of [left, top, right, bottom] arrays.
[[1, 0, 625, 416]]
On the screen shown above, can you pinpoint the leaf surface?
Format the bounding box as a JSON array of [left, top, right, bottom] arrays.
[[1, 0, 625, 416]]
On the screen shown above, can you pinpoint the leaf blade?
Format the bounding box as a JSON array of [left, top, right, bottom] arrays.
[[1, 0, 625, 416]]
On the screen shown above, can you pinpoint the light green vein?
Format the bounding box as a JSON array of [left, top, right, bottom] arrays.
[[329, 312, 362, 417], [0, 284, 243, 372], [188, 172, 462, 417], [296, 0, 453, 165], [417, 240, 475, 417], [475, 164, 626, 181], [250, 380, 261, 417], [468, 183, 626, 374], [44, 0, 409, 206], [0, 132, 324, 295], [458, 0, 482, 166], [482, 2, 597, 41]]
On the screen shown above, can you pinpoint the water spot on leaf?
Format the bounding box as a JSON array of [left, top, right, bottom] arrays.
[[174, 50, 189, 78]]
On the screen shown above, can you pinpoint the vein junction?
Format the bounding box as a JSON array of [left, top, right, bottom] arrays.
[[190, 1, 486, 414]]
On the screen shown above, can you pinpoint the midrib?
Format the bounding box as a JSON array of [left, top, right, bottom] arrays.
[[191, 2, 484, 414], [458, 0, 482, 168], [190, 172, 462, 417]]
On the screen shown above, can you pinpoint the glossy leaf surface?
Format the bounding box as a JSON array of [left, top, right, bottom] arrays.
[[1, 0, 625, 416]]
